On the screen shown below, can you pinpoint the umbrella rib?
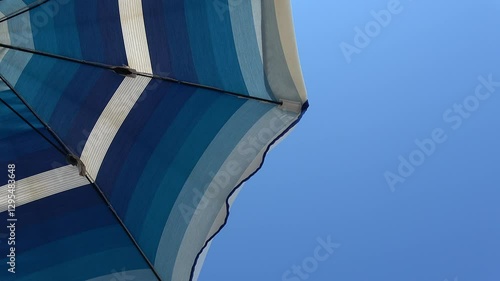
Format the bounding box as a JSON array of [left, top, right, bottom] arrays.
[[138, 72, 283, 106], [0, 74, 70, 156], [84, 175, 163, 281], [0, 0, 50, 23], [0, 43, 283, 106]]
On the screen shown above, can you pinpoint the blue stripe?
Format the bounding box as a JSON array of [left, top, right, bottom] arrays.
[[51, 1, 82, 60], [202, 0, 248, 94], [142, 0, 173, 76], [157, 0, 198, 81], [13, 247, 153, 281], [183, 0, 222, 87]]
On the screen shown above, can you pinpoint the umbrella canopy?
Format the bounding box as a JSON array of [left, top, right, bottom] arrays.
[[0, 0, 308, 280]]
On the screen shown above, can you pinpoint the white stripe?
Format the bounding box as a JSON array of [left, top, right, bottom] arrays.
[[0, 165, 88, 212], [118, 0, 153, 73], [80, 76, 151, 180], [273, 0, 307, 102]]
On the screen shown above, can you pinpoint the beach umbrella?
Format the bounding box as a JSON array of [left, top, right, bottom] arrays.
[[0, 0, 308, 280]]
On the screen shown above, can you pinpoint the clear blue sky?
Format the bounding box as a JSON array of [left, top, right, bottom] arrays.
[[199, 1, 500, 280]]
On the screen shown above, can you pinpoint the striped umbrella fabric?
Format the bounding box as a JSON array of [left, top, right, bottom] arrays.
[[0, 1, 308, 280]]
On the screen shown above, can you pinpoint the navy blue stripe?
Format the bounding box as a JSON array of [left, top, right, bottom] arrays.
[[159, 0, 198, 81], [183, 0, 221, 87], [73, 0, 127, 66], [142, 0, 173, 76], [0, 130, 66, 180], [0, 185, 115, 253], [0, 184, 151, 279]]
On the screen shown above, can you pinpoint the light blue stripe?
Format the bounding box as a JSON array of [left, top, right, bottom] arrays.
[[229, 0, 273, 100], [4, 1, 35, 48], [0, 0, 31, 19]]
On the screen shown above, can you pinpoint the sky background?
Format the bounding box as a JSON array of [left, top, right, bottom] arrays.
[[199, 1, 500, 281]]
